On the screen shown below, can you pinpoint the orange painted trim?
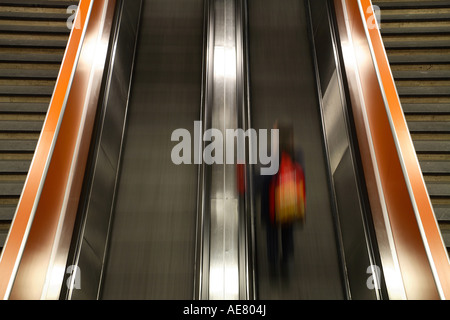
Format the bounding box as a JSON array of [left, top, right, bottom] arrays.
[[0, 0, 93, 299], [361, 0, 450, 299]]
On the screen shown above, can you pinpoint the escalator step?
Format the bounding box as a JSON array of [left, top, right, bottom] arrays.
[[380, 9, 450, 21], [0, 226, 8, 249], [402, 103, 450, 114], [380, 21, 450, 35], [0, 205, 16, 221], [0, 181, 25, 197], [0, 68, 59, 79], [434, 205, 450, 222], [387, 50, 450, 64], [0, 102, 49, 113], [414, 140, 450, 152], [0, 1, 79, 8], [420, 160, 450, 173], [398, 86, 450, 96], [0, 7, 73, 21], [0, 86, 54, 96], [0, 34, 69, 48], [0, 48, 64, 62], [408, 121, 450, 132], [0, 120, 44, 132], [0, 139, 37, 152], [0, 160, 31, 173], [374, 1, 450, 9], [393, 70, 450, 80], [426, 181, 450, 197], [0, 21, 70, 34], [441, 226, 450, 248]]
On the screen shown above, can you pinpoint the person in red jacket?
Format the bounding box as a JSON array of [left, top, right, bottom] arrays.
[[261, 121, 306, 277]]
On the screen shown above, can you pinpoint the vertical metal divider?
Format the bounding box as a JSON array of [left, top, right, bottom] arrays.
[[304, 0, 351, 300], [326, 0, 387, 300], [195, 0, 214, 300], [59, 0, 143, 300], [239, 0, 256, 300], [195, 0, 253, 300]]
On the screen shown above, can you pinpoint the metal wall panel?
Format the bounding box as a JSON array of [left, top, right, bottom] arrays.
[[306, 0, 385, 300], [63, 0, 142, 300]]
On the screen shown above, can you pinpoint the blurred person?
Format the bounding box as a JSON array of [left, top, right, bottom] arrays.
[[260, 121, 306, 277]]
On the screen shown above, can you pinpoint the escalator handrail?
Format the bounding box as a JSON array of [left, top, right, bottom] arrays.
[[0, 0, 117, 300], [0, 0, 93, 299], [334, 0, 450, 300], [360, 0, 450, 299]]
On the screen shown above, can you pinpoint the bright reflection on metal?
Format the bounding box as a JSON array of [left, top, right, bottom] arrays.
[[214, 46, 236, 80]]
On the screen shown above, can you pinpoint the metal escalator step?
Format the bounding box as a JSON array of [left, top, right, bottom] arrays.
[[0, 85, 54, 96], [0, 204, 15, 220], [440, 225, 450, 248], [0, 139, 37, 152], [441, 229, 450, 249], [0, 160, 31, 173], [426, 181, 450, 197], [380, 21, 450, 35], [414, 140, 450, 152], [408, 121, 450, 132], [0, 121, 44, 132], [393, 70, 450, 79], [387, 50, 450, 64], [0, 1, 79, 8], [0, 7, 72, 21], [383, 38, 450, 49], [0, 22, 70, 34], [391, 64, 450, 78], [397, 86, 450, 95], [373, 1, 450, 9], [0, 225, 8, 249], [402, 103, 450, 113], [0, 181, 25, 196], [0, 48, 64, 63], [0, 34, 69, 48], [0, 102, 49, 113], [434, 205, 450, 221], [380, 8, 450, 22], [420, 160, 450, 173], [0, 68, 59, 79]]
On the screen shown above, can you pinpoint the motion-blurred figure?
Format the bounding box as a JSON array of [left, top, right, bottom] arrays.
[[261, 121, 306, 277]]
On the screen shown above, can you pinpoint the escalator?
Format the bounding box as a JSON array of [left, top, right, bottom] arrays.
[[372, 0, 450, 255], [64, 0, 381, 300], [248, 0, 346, 299], [6, 0, 448, 300], [0, 0, 78, 252], [98, 0, 205, 299]]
